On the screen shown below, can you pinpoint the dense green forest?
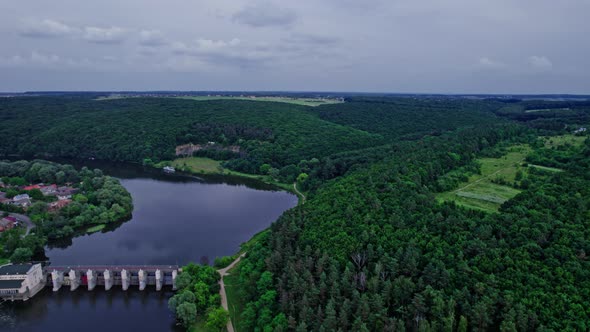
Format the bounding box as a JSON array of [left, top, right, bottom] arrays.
[[0, 160, 132, 262], [1, 97, 507, 177], [223, 98, 587, 331], [0, 97, 383, 173], [0, 95, 588, 330], [314, 98, 503, 141]]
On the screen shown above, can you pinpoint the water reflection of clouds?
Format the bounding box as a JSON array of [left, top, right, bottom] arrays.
[[46, 175, 297, 266]]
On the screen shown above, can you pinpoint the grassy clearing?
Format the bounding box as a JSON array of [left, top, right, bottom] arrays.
[[541, 134, 586, 148], [224, 264, 245, 332], [86, 224, 106, 233], [0, 258, 10, 265], [528, 164, 564, 172], [169, 157, 223, 174], [158, 157, 295, 192], [436, 144, 530, 212], [178, 96, 343, 107]]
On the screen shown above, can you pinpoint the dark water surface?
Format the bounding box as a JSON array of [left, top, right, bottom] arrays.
[[0, 161, 297, 331]]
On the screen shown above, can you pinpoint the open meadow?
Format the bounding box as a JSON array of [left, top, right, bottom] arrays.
[[437, 144, 531, 212]]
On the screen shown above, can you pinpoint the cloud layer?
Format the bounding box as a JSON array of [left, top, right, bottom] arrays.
[[1, 0, 589, 93], [232, 3, 297, 28]]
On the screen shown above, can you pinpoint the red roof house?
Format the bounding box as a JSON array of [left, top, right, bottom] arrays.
[[23, 185, 42, 191]]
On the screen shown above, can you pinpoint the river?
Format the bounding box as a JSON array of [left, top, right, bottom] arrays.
[[0, 162, 298, 331]]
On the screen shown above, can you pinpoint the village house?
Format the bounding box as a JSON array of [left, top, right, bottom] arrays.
[[40, 184, 57, 195], [49, 199, 71, 211], [574, 127, 587, 134], [12, 194, 31, 208], [0, 263, 45, 301], [0, 216, 16, 232], [23, 184, 41, 191], [56, 186, 77, 200]]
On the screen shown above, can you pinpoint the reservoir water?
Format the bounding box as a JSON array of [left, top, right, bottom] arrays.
[[0, 162, 298, 331]]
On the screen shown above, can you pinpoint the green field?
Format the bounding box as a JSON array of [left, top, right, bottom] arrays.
[[542, 134, 586, 148], [86, 224, 106, 233], [437, 144, 530, 212], [169, 157, 223, 174], [177, 96, 343, 107], [159, 157, 295, 192]]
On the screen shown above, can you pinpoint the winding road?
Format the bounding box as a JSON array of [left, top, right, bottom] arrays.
[[218, 252, 246, 332]]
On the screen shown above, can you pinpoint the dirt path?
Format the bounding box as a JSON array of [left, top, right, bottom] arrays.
[[293, 182, 305, 204], [217, 253, 246, 332], [454, 158, 525, 193]]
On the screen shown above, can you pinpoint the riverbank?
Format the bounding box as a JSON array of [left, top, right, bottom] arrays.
[[155, 157, 303, 198]]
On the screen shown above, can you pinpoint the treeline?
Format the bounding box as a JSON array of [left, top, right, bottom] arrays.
[[234, 125, 589, 331], [0, 97, 510, 179], [0, 160, 132, 261], [315, 98, 503, 141], [493, 100, 590, 132], [0, 97, 383, 174]]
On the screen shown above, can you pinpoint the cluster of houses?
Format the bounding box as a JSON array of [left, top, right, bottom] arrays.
[[0, 182, 78, 213]]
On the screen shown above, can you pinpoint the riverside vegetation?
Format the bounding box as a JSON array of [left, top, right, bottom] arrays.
[[0, 95, 589, 330], [0, 160, 132, 263]]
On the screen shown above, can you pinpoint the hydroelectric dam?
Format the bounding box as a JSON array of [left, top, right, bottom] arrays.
[[45, 265, 179, 292]]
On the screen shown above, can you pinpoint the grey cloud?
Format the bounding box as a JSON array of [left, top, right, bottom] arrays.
[[139, 30, 167, 46], [528, 55, 552, 70], [477, 57, 505, 69], [83, 26, 127, 44], [19, 19, 77, 38], [0, 51, 96, 69], [283, 34, 340, 46], [2, 0, 590, 93], [232, 3, 297, 28], [170, 38, 272, 69], [18, 18, 128, 44]]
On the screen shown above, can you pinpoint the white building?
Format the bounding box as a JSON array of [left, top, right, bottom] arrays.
[[12, 194, 31, 207], [0, 263, 45, 301]]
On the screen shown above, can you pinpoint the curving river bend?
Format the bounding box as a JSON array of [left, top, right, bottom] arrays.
[[0, 162, 297, 331]]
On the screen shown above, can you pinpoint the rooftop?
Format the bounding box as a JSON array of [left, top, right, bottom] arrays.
[[0, 264, 33, 276], [13, 194, 30, 201]]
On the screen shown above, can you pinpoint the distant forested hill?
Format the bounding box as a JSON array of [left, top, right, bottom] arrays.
[[0, 97, 382, 169], [315, 98, 504, 140], [0, 96, 503, 175]]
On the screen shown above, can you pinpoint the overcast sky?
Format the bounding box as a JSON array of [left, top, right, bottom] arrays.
[[1, 0, 589, 93]]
